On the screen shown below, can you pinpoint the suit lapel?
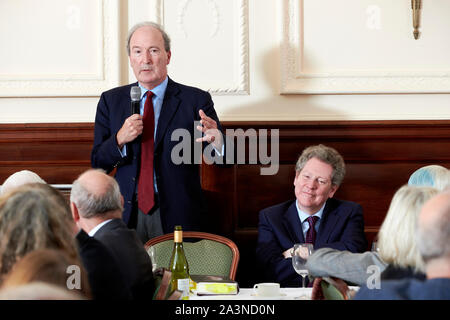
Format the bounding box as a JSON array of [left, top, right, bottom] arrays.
[[282, 201, 305, 244], [155, 78, 181, 150], [315, 199, 339, 246]]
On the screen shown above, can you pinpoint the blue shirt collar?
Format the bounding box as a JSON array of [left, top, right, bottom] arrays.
[[138, 76, 168, 99], [295, 200, 325, 223]]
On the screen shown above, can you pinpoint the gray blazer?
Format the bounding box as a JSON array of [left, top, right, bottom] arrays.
[[306, 247, 387, 286]]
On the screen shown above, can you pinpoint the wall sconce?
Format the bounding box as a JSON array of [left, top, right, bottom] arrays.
[[411, 0, 421, 39]]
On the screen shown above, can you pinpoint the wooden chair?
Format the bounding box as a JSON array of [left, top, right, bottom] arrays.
[[145, 232, 240, 280]]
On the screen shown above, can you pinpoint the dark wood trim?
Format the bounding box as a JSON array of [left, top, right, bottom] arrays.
[[2, 120, 450, 286]]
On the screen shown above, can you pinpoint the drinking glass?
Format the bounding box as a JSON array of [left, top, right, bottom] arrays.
[[147, 246, 158, 272], [291, 243, 314, 288], [371, 241, 379, 252]]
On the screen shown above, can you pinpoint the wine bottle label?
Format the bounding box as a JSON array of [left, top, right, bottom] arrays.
[[177, 278, 190, 299], [174, 230, 183, 243]]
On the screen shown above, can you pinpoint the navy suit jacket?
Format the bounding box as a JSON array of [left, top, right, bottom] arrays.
[[256, 198, 367, 287], [91, 78, 223, 233]]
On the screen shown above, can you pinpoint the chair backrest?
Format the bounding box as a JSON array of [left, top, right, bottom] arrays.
[[145, 232, 240, 280]]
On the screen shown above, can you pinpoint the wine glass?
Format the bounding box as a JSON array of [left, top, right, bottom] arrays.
[[291, 243, 314, 288]]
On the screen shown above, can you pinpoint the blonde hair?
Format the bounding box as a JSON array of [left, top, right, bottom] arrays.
[[378, 185, 439, 273]]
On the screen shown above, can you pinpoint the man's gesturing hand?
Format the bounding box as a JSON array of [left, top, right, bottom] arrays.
[[195, 109, 223, 151]]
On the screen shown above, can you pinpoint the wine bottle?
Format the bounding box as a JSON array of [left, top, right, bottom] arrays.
[[169, 225, 190, 300]]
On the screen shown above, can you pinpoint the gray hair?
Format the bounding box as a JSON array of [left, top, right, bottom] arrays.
[[416, 191, 450, 263], [126, 21, 171, 56], [408, 165, 450, 191], [70, 169, 123, 219], [1, 170, 46, 195], [295, 144, 346, 186]]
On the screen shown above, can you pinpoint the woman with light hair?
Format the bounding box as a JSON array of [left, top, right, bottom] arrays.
[[306, 185, 438, 286], [0, 183, 79, 280], [408, 164, 450, 191], [376, 185, 437, 278]]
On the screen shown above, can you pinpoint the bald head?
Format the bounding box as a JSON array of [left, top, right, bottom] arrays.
[[417, 191, 450, 263], [70, 169, 123, 219], [77, 169, 112, 197]]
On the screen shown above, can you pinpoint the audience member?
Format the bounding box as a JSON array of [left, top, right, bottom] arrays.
[[355, 190, 450, 299], [306, 163, 450, 286], [256, 144, 367, 287], [307, 185, 437, 286], [0, 248, 90, 299], [408, 164, 450, 191], [0, 183, 79, 280], [70, 169, 155, 299], [0, 170, 45, 195], [0, 182, 129, 299], [32, 180, 131, 299]]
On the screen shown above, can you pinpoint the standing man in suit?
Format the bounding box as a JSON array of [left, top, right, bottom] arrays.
[[256, 144, 367, 287], [91, 21, 224, 243], [70, 169, 155, 300]]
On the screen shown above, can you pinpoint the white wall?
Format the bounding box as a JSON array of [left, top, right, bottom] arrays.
[[1, 0, 450, 123]]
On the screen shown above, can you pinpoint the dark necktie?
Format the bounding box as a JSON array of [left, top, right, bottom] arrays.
[[138, 91, 155, 214], [305, 216, 319, 245]]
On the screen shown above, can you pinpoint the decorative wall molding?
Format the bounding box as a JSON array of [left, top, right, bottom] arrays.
[[177, 0, 220, 39], [281, 0, 450, 94], [0, 0, 120, 97], [155, 0, 249, 95]]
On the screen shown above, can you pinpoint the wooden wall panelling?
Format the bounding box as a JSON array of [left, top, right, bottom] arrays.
[[0, 123, 94, 184], [1, 121, 450, 287], [201, 120, 450, 286]]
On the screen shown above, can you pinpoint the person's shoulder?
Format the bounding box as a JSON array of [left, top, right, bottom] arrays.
[[260, 200, 295, 216], [411, 278, 450, 299], [354, 278, 413, 300], [168, 78, 210, 97], [101, 83, 136, 97], [327, 197, 362, 212]]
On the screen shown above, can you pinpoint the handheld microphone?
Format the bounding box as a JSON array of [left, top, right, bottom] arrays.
[[130, 86, 141, 115]]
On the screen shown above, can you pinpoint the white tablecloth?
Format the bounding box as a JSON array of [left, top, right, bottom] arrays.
[[190, 287, 313, 300]]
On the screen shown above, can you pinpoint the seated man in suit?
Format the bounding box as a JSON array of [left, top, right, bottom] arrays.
[[256, 144, 367, 287], [70, 169, 155, 299], [355, 189, 450, 300]]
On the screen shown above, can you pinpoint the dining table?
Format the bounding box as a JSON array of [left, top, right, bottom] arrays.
[[190, 286, 359, 300], [191, 287, 314, 300]]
